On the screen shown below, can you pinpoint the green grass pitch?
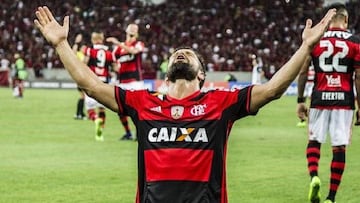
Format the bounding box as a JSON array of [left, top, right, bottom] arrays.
[[1, 87, 360, 202]]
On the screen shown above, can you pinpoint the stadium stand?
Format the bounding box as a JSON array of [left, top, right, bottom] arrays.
[[0, 0, 359, 81]]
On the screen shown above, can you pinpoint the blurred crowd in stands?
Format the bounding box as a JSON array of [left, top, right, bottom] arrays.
[[0, 0, 360, 79]]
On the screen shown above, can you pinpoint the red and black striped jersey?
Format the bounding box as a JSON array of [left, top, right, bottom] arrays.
[[112, 40, 144, 83], [310, 28, 360, 109], [114, 86, 256, 203], [84, 44, 115, 83]]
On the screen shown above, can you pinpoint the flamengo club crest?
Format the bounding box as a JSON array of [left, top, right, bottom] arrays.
[[171, 106, 184, 119]]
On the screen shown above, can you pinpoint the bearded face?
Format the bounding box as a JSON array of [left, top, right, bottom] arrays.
[[166, 62, 198, 83]]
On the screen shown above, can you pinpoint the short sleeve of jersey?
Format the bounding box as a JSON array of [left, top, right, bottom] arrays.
[[114, 86, 127, 115], [114, 86, 148, 117], [224, 86, 257, 120]]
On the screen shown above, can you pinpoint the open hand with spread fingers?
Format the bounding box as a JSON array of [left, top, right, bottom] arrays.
[[301, 8, 336, 49], [34, 6, 69, 47]]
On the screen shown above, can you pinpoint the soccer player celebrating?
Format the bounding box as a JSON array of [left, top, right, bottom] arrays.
[[34, 6, 336, 203], [297, 3, 360, 203], [107, 24, 145, 141]]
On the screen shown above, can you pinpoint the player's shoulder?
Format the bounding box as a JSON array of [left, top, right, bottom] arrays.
[[345, 31, 360, 43], [137, 89, 168, 101], [201, 87, 245, 97], [125, 88, 159, 96]]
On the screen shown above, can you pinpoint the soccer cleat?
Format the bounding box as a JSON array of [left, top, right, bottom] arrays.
[[308, 176, 321, 203], [297, 121, 306, 127], [120, 132, 133, 141], [297, 119, 306, 127], [323, 200, 335, 203], [95, 118, 104, 141], [95, 134, 104, 141], [74, 114, 86, 120]]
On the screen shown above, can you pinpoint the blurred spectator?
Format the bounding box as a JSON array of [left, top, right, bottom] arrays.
[[12, 52, 27, 98], [0, 53, 11, 86], [32, 58, 44, 78], [251, 54, 264, 85], [1, 0, 360, 79]]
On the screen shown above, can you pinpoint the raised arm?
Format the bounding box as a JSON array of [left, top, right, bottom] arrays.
[[249, 9, 336, 112], [106, 37, 141, 55], [34, 6, 118, 112]]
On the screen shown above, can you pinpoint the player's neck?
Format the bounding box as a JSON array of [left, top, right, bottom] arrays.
[[167, 79, 200, 99], [329, 23, 347, 30]]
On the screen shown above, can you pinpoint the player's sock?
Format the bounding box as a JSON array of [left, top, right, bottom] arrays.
[[119, 115, 131, 136], [87, 109, 97, 121], [76, 98, 85, 118], [306, 141, 321, 177], [99, 111, 106, 128], [18, 86, 23, 97], [326, 147, 345, 202]]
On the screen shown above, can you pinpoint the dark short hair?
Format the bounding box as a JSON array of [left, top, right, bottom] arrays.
[[326, 2, 347, 18], [327, 2, 346, 11]]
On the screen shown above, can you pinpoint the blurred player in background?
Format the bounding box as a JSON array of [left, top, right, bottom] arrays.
[[72, 33, 86, 120], [11, 53, 27, 98], [159, 52, 169, 80], [34, 5, 336, 202], [107, 23, 145, 141], [297, 3, 360, 203], [82, 32, 118, 141], [224, 73, 237, 82]]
